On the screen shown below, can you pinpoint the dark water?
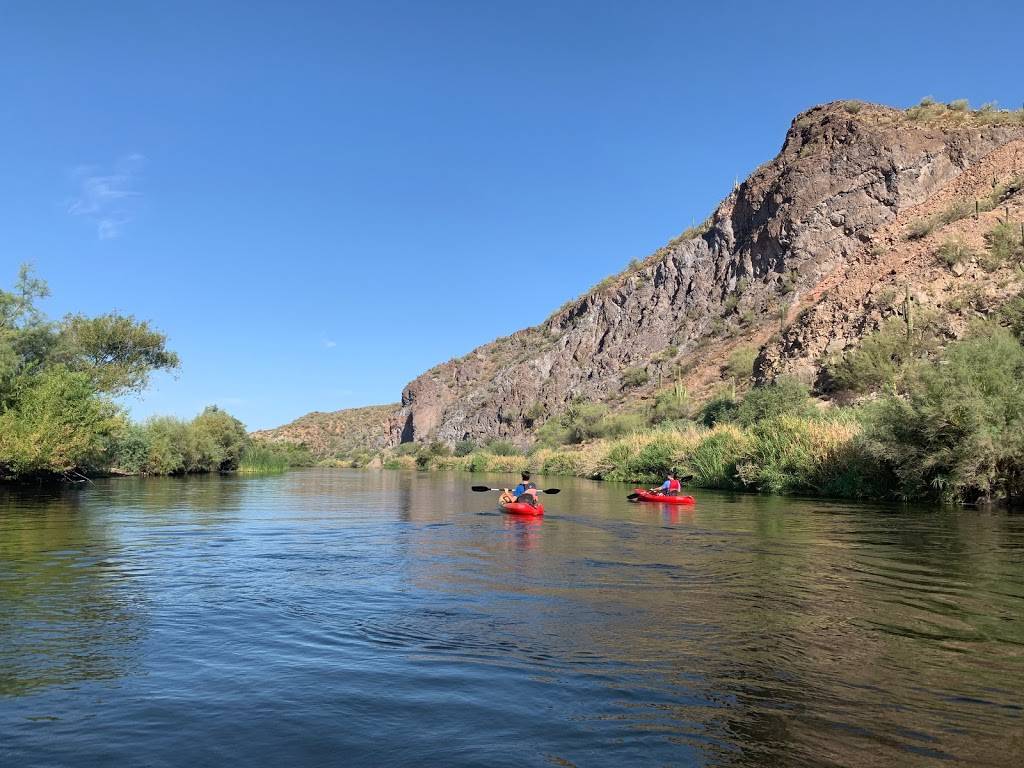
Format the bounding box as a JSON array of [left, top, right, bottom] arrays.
[[2, 470, 1023, 767]]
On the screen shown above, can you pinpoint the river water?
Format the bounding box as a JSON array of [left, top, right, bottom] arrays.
[[1, 469, 1022, 767]]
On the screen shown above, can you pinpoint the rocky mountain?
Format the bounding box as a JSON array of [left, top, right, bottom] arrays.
[[257, 100, 1024, 454]]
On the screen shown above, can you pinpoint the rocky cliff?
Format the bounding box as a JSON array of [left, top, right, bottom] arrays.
[[258, 100, 1024, 453]]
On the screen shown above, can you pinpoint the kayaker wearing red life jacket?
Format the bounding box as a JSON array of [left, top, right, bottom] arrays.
[[502, 471, 539, 507], [651, 471, 681, 497]]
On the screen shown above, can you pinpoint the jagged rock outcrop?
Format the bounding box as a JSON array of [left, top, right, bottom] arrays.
[[257, 101, 1024, 453], [392, 102, 1024, 445]]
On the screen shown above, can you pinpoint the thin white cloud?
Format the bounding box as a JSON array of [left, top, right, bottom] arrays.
[[68, 153, 145, 239], [322, 337, 337, 349]]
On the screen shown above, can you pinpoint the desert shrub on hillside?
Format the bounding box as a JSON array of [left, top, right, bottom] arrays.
[[827, 314, 943, 394], [935, 238, 976, 268], [983, 221, 1024, 269], [725, 345, 758, 385], [650, 383, 690, 424], [621, 366, 649, 389]]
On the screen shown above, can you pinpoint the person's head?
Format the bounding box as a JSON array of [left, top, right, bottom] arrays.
[[667, 471, 676, 479], [521, 471, 531, 482]]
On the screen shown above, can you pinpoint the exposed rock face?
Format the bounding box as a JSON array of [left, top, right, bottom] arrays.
[[393, 102, 1024, 445], [257, 101, 1024, 453]]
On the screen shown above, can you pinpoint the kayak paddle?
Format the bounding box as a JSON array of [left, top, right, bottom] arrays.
[[471, 485, 561, 494]]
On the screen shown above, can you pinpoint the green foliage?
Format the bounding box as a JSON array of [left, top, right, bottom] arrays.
[[485, 439, 519, 456], [650, 382, 690, 424], [725, 345, 758, 384], [0, 367, 123, 478], [1000, 291, 1024, 341], [827, 313, 942, 394], [935, 238, 976, 268], [0, 266, 191, 481], [734, 377, 815, 426], [906, 200, 973, 240], [983, 221, 1024, 269], [238, 445, 289, 474], [620, 366, 649, 389], [603, 435, 681, 483], [523, 402, 545, 426], [863, 324, 1024, 503], [541, 452, 582, 476], [537, 400, 645, 445], [191, 406, 250, 471], [698, 392, 739, 427], [55, 313, 180, 395], [686, 429, 747, 490], [453, 440, 477, 457], [736, 415, 884, 497], [413, 440, 452, 468]]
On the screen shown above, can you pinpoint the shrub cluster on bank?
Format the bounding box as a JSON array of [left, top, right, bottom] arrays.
[[0, 267, 311, 481]]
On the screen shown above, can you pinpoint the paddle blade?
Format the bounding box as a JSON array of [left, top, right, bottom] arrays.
[[540, 488, 560, 495], [471, 486, 494, 492], [626, 493, 640, 501]]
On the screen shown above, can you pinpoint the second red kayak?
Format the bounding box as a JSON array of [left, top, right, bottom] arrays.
[[631, 489, 696, 505], [499, 500, 544, 516]]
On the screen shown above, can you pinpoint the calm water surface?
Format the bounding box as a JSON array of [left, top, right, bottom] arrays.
[[2, 469, 1022, 767]]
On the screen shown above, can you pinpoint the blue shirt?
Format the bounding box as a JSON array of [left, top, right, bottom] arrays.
[[512, 482, 535, 496]]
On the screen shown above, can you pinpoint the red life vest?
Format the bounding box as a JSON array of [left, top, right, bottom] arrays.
[[667, 478, 681, 492]]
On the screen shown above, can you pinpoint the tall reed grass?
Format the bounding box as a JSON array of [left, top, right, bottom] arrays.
[[238, 445, 289, 474]]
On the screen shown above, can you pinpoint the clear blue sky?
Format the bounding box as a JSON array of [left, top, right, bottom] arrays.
[[2, 1, 1021, 430]]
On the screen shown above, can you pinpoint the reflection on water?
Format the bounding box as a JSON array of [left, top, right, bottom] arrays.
[[1, 470, 1023, 767]]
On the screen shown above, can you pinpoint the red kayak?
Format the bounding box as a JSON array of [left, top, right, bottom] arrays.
[[631, 489, 695, 505], [499, 500, 544, 516]]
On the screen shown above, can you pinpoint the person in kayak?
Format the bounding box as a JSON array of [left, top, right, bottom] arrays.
[[502, 471, 539, 507], [650, 471, 681, 497]]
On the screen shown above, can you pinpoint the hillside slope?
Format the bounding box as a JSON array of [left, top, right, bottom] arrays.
[[257, 100, 1024, 455]]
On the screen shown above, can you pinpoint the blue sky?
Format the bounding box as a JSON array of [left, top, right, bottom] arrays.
[[2, 1, 1021, 430]]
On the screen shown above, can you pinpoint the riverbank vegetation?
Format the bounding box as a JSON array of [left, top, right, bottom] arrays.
[[0, 266, 311, 482], [379, 300, 1024, 506]]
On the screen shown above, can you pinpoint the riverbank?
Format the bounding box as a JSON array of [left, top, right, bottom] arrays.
[[380, 416, 884, 499]]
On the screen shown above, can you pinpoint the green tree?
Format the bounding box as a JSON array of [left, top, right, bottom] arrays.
[[0, 367, 122, 478], [56, 313, 180, 395], [191, 405, 251, 471]]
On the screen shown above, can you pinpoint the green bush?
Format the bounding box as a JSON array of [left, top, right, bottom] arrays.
[[0, 367, 122, 478], [983, 221, 1024, 269], [734, 377, 815, 426], [698, 393, 739, 426], [454, 440, 476, 457], [191, 405, 250, 471], [467, 453, 491, 473], [827, 314, 942, 394], [737, 415, 880, 497], [725, 345, 758, 384], [541, 452, 582, 476], [935, 238, 975, 268], [863, 324, 1024, 503], [621, 366, 649, 389], [1000, 291, 1024, 341], [485, 439, 519, 456], [650, 383, 690, 424]]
